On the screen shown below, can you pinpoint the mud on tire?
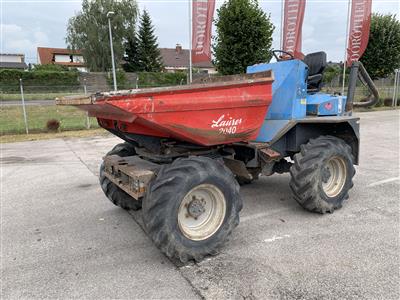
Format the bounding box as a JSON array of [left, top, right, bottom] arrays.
[[142, 156, 242, 263], [236, 168, 261, 185], [289, 135, 355, 214], [99, 142, 142, 211]]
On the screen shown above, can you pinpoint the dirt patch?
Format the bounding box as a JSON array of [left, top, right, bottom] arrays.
[[77, 183, 95, 189], [1, 129, 109, 144]]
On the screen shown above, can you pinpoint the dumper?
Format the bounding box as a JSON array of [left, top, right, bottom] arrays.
[[57, 51, 378, 263]]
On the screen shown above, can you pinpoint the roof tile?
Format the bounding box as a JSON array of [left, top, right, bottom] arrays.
[[0, 62, 28, 69]]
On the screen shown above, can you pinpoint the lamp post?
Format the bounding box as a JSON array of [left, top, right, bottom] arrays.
[[107, 11, 117, 91]]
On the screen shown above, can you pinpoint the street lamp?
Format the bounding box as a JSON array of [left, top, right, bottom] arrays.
[[107, 11, 117, 91]]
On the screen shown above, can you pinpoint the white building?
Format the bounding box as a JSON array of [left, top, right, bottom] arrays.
[[0, 53, 28, 69]]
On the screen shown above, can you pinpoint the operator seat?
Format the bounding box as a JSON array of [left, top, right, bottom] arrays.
[[303, 51, 327, 93]]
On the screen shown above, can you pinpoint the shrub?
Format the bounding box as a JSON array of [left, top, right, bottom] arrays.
[[46, 119, 60, 132], [383, 97, 399, 106]]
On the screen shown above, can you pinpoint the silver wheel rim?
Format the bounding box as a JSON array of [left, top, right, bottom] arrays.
[[322, 156, 347, 198], [178, 184, 226, 241]]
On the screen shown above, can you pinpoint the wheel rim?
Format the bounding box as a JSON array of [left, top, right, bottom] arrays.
[[178, 184, 226, 241], [321, 156, 347, 198]]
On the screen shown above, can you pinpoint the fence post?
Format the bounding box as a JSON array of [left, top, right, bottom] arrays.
[[395, 69, 400, 108], [394, 72, 396, 107], [135, 76, 139, 89], [392, 70, 397, 107], [19, 78, 29, 134], [84, 81, 90, 129]]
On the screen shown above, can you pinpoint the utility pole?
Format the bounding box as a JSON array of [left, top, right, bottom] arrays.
[[341, 0, 351, 96]]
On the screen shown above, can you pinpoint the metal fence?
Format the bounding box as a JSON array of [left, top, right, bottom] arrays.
[[0, 79, 188, 135], [324, 70, 400, 106], [1, 82, 95, 135]]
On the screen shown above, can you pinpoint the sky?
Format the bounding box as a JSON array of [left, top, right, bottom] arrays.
[[1, 0, 399, 64]]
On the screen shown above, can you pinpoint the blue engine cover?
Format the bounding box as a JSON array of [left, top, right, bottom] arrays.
[[306, 94, 345, 116]]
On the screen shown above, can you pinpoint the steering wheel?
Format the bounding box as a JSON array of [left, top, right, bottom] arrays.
[[272, 50, 295, 61]]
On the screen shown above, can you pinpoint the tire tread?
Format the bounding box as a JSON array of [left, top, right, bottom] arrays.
[[142, 156, 242, 263], [289, 135, 355, 214]]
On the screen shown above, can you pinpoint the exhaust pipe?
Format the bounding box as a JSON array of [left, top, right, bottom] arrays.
[[345, 61, 380, 112]]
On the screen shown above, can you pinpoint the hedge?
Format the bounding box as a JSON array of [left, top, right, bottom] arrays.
[[106, 70, 128, 89], [136, 72, 187, 88], [105, 71, 188, 89], [0, 69, 187, 93], [0, 69, 79, 92]]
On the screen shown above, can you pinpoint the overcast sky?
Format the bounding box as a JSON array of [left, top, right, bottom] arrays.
[[1, 0, 399, 64]]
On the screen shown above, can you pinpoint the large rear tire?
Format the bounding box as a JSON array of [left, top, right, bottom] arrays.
[[289, 136, 355, 213], [99, 142, 142, 211], [142, 156, 242, 263]]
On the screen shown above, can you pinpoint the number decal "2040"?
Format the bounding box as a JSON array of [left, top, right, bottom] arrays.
[[211, 114, 242, 135]]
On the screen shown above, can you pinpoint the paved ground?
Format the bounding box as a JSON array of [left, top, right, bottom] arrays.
[[1, 110, 399, 299]]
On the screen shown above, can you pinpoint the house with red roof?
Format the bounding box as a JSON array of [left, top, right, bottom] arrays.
[[37, 47, 88, 72]]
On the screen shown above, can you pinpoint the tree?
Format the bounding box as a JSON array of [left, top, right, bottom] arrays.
[[123, 33, 141, 72], [213, 0, 274, 75], [66, 0, 138, 72], [137, 10, 163, 72], [361, 14, 400, 79], [322, 63, 341, 85]]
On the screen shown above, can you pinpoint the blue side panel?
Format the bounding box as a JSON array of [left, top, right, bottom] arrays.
[[255, 119, 291, 142], [247, 60, 308, 120], [247, 59, 308, 142]]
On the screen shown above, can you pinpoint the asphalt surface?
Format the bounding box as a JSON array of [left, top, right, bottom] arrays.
[[1, 110, 399, 299], [1, 100, 55, 106]]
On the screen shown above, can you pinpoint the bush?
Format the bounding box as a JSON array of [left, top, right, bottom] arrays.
[[323, 64, 342, 84], [383, 98, 399, 106], [46, 119, 60, 132]]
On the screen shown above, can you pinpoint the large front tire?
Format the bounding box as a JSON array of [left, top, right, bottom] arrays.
[[99, 142, 142, 211], [142, 157, 242, 263], [289, 136, 355, 214]]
